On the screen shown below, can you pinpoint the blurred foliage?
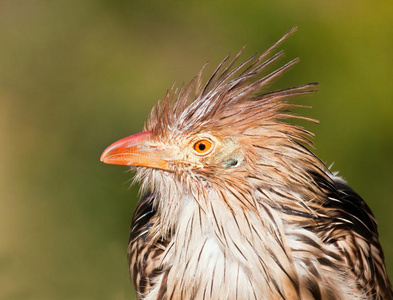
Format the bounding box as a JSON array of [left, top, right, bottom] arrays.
[[0, 0, 392, 299]]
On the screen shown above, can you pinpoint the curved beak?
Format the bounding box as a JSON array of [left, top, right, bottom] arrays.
[[100, 131, 171, 170]]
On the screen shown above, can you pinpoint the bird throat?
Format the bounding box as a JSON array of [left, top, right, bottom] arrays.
[[149, 174, 300, 299]]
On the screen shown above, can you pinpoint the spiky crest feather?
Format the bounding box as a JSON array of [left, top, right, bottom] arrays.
[[145, 27, 317, 144]]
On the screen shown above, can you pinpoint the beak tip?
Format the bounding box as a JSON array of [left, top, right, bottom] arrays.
[[100, 150, 109, 164]]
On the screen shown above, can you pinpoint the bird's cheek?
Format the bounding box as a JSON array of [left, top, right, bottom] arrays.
[[221, 158, 240, 168]]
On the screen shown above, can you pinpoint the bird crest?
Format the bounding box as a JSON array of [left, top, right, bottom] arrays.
[[146, 26, 318, 150]]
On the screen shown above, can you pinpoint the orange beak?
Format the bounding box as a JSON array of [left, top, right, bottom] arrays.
[[100, 131, 171, 170]]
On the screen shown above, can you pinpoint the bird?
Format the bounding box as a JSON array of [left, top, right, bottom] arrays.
[[100, 27, 392, 300]]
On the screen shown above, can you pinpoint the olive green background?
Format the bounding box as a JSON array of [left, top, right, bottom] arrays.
[[1, 1, 392, 299]]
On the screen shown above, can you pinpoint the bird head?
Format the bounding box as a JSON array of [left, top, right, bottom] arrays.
[[101, 27, 321, 215]]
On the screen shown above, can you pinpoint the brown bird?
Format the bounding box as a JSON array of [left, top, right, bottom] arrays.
[[101, 28, 392, 299]]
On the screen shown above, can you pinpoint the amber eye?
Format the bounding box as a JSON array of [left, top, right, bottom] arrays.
[[193, 139, 213, 155]]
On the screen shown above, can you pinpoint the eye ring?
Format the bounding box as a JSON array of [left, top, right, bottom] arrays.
[[193, 139, 213, 155]]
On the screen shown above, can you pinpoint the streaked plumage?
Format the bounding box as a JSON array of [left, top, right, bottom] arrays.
[[101, 28, 392, 299]]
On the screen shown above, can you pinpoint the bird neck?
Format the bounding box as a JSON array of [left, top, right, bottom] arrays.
[[152, 179, 301, 299], [143, 168, 364, 299]]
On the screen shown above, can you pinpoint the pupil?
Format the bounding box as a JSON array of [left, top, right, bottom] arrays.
[[198, 143, 206, 151]]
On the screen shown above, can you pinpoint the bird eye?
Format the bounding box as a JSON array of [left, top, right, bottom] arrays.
[[193, 139, 213, 155]]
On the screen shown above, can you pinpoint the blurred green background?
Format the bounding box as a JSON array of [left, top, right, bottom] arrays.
[[1, 1, 392, 299]]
